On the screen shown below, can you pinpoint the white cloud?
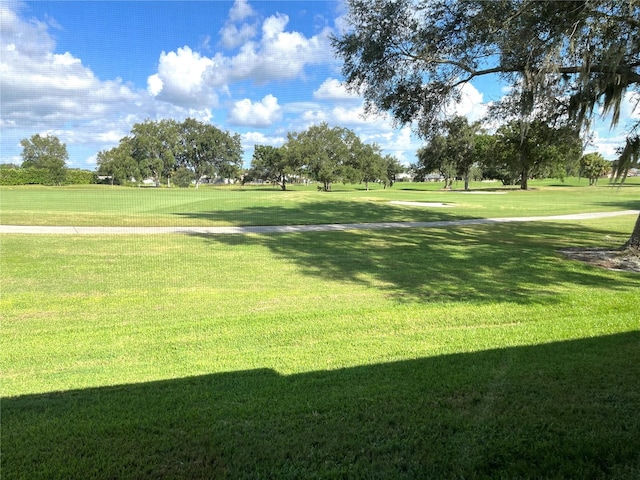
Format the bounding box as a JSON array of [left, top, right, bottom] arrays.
[[313, 78, 360, 101], [219, 0, 258, 49], [445, 83, 488, 121], [262, 13, 289, 39], [220, 22, 258, 49], [229, 94, 282, 127], [1, 19, 141, 128], [300, 109, 329, 124], [224, 13, 334, 84], [229, 0, 255, 23], [297, 102, 393, 132], [146, 9, 336, 109], [147, 74, 163, 96], [0, 2, 55, 59], [147, 46, 217, 107], [621, 91, 640, 120], [587, 129, 627, 160], [0, 3, 214, 165], [242, 131, 286, 148]]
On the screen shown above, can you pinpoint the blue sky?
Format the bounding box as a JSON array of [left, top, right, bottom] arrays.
[[1, 0, 637, 169]]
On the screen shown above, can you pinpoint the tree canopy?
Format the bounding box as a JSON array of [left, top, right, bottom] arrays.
[[97, 118, 242, 187], [20, 134, 68, 185], [245, 145, 291, 191], [333, 0, 640, 246], [246, 124, 402, 191], [178, 118, 243, 188], [333, 0, 639, 136], [580, 152, 611, 185]]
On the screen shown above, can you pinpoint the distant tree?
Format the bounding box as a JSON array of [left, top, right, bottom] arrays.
[[96, 139, 139, 185], [178, 118, 243, 188], [493, 121, 582, 189], [580, 152, 611, 186], [247, 145, 292, 190], [382, 154, 404, 188], [414, 117, 482, 190], [473, 134, 505, 182], [130, 119, 180, 187], [345, 141, 387, 191], [415, 135, 456, 189], [445, 116, 481, 191], [286, 123, 353, 192], [20, 134, 68, 185]]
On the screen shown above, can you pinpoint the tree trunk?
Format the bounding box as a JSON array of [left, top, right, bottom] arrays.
[[519, 149, 529, 190], [624, 213, 640, 251], [520, 165, 529, 190], [464, 174, 469, 191]]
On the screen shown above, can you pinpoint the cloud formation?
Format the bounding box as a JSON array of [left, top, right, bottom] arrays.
[[1, 4, 223, 167], [219, 0, 257, 49], [229, 0, 255, 23], [1, 3, 139, 130], [229, 94, 282, 127], [313, 78, 360, 101], [147, 10, 335, 108], [147, 46, 217, 107]]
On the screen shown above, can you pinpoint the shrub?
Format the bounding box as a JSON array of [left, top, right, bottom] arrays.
[[173, 168, 194, 188], [0, 167, 55, 185], [65, 169, 96, 185], [0, 167, 95, 186]]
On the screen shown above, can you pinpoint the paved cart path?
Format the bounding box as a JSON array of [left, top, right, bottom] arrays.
[[0, 210, 638, 235]]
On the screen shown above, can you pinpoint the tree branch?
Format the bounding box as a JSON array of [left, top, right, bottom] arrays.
[[433, 60, 640, 88]]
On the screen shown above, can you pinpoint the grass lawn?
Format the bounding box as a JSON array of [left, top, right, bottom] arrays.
[[1, 182, 639, 478], [1, 178, 639, 227]]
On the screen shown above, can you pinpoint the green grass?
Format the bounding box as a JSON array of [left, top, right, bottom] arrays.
[[2, 201, 640, 478], [1, 178, 639, 226]]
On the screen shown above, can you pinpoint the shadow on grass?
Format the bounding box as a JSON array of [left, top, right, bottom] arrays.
[[593, 200, 640, 210], [4, 332, 639, 479], [188, 221, 637, 305], [396, 185, 520, 192], [173, 200, 477, 227]]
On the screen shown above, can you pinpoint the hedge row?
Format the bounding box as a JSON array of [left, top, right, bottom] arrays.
[[65, 169, 97, 185], [0, 168, 96, 186]]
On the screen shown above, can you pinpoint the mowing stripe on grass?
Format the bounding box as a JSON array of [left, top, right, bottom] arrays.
[[1, 210, 638, 234]]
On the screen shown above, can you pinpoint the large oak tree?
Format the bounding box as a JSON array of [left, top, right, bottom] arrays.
[[333, 0, 640, 249]]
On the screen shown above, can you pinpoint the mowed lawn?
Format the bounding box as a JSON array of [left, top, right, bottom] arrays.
[[1, 182, 639, 478], [1, 178, 639, 227]]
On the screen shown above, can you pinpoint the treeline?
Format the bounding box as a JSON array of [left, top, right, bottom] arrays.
[[97, 119, 404, 190], [412, 116, 611, 190], [97, 118, 242, 187], [244, 123, 403, 191], [5, 117, 612, 189]]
